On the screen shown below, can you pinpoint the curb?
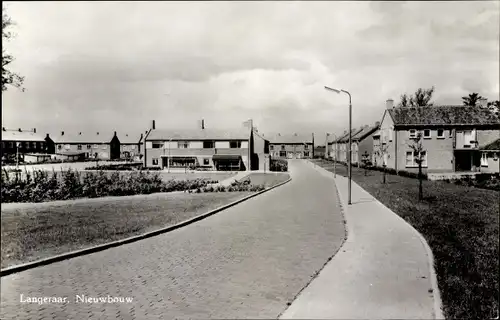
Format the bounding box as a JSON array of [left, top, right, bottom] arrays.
[[309, 161, 444, 320], [1, 176, 292, 277]]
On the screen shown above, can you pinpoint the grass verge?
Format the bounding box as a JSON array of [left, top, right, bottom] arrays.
[[1, 192, 252, 269], [239, 172, 291, 188], [311, 159, 499, 319]]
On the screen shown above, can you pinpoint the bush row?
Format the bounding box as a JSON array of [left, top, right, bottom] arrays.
[[270, 159, 288, 172], [188, 179, 266, 193], [0, 169, 255, 203], [325, 159, 429, 179]]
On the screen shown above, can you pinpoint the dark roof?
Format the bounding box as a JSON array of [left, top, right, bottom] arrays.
[[338, 128, 363, 143], [212, 154, 242, 160], [268, 133, 313, 144], [147, 128, 249, 141], [352, 124, 379, 142], [1, 130, 46, 142], [388, 105, 500, 127], [480, 138, 500, 151]]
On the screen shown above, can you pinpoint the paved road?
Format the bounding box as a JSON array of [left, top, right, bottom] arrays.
[[0, 160, 345, 320]]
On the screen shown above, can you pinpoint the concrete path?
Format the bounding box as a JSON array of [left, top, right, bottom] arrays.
[[280, 161, 444, 319], [1, 160, 345, 320]]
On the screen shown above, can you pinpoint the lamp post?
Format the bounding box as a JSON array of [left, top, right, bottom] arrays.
[[325, 86, 352, 205]]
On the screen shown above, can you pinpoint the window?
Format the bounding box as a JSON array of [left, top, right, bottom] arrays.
[[65, 144, 70, 150], [304, 151, 310, 157], [102, 145, 106, 150], [203, 158, 210, 165], [437, 129, 445, 139], [270, 145, 274, 151], [9, 142, 14, 148], [131, 145, 136, 150], [423, 129, 431, 138], [203, 141, 214, 148], [481, 153, 488, 167], [409, 129, 417, 139], [178, 142, 189, 149], [31, 142, 36, 149], [152, 158, 158, 165], [389, 128, 393, 142], [87, 144, 92, 149], [304, 144, 309, 150], [279, 151, 286, 157], [58, 144, 62, 150], [93, 144, 99, 149], [406, 150, 428, 167], [281, 145, 285, 150], [229, 141, 241, 148], [464, 130, 473, 147], [152, 143, 162, 149], [77, 144, 82, 150]]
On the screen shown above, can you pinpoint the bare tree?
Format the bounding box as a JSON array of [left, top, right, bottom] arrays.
[[398, 87, 435, 107], [374, 143, 389, 184], [2, 8, 24, 92], [409, 132, 426, 201], [462, 93, 487, 107]]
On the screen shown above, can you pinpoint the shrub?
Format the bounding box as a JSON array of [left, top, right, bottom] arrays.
[[270, 159, 288, 172]]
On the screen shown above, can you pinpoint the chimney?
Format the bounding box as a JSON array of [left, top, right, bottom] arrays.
[[33, 128, 36, 133], [375, 121, 380, 127], [386, 99, 394, 109], [46, 133, 49, 138], [126, 134, 129, 137], [18, 128, 22, 132], [278, 133, 281, 136], [151, 120, 156, 130], [2, 127, 5, 131], [202, 119, 205, 129], [61, 131, 64, 136], [140, 133, 143, 140], [114, 131, 117, 136], [97, 132, 99, 135], [79, 132, 82, 135], [294, 133, 297, 136]]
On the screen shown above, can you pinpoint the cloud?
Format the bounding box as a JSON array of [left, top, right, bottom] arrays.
[[1, 1, 498, 138]]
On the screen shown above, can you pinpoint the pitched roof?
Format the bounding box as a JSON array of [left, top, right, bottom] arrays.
[[1, 129, 46, 142], [388, 105, 500, 127], [268, 133, 313, 144], [146, 128, 250, 141], [119, 133, 143, 144], [51, 132, 116, 144], [480, 138, 500, 151], [352, 124, 379, 142], [338, 128, 363, 143]]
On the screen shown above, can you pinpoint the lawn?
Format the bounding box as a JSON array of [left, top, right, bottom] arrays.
[[1, 192, 252, 269], [311, 159, 499, 320], [239, 172, 290, 188]]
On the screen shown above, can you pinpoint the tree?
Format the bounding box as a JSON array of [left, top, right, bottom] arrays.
[[486, 100, 499, 117], [462, 93, 487, 107], [360, 150, 371, 176], [374, 143, 389, 184], [397, 87, 435, 107], [409, 132, 426, 201], [2, 8, 24, 92]]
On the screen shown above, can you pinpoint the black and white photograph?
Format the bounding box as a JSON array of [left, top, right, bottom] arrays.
[[1, 1, 499, 319]]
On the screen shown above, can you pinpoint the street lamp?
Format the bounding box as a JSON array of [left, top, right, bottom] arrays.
[[325, 86, 352, 205]]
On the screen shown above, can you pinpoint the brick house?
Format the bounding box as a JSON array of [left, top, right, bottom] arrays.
[[143, 119, 270, 171], [377, 99, 500, 173], [1, 127, 49, 162], [351, 122, 380, 166], [51, 131, 121, 160], [268, 133, 314, 159], [334, 128, 362, 163], [119, 133, 143, 161]]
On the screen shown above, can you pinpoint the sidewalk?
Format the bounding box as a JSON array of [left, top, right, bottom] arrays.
[[280, 161, 444, 319]]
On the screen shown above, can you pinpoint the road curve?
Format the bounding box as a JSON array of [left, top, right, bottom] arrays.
[[1, 160, 345, 320]]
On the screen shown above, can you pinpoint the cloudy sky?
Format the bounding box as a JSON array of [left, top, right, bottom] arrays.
[[2, 1, 499, 141]]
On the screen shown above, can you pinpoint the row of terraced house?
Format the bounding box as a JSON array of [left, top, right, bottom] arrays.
[[1, 119, 316, 171], [326, 99, 500, 175]]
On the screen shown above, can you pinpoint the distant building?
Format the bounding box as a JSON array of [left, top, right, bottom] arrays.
[[50, 131, 121, 160], [143, 119, 269, 171], [119, 133, 144, 161], [1, 127, 49, 162], [268, 133, 314, 159]]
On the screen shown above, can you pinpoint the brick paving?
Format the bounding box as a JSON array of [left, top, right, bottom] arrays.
[[0, 160, 345, 320]]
